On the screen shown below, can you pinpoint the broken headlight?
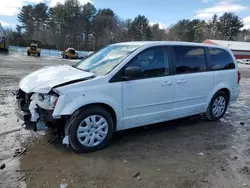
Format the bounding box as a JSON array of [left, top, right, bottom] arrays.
[[37, 94, 58, 110]]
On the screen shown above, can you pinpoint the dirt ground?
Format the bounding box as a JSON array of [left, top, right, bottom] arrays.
[[0, 53, 250, 188]]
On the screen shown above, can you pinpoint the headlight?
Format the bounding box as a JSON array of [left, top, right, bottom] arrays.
[[37, 94, 58, 110]]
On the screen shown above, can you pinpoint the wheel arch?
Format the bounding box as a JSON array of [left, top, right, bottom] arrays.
[[219, 88, 230, 101], [73, 103, 118, 131], [206, 83, 232, 110]]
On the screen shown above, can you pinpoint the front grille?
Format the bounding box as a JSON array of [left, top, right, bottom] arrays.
[[16, 89, 32, 112], [69, 49, 76, 54], [31, 46, 37, 50]]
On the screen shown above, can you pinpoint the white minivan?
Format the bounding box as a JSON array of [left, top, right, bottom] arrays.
[[16, 41, 240, 152]]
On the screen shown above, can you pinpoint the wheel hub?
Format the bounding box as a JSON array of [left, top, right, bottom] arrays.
[[212, 96, 226, 118], [76, 115, 108, 147]]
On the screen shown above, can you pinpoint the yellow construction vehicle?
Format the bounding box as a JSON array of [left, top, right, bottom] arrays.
[[62, 48, 78, 59], [27, 40, 41, 56]]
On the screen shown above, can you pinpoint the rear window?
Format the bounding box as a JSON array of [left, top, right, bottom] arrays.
[[208, 48, 235, 70], [172, 46, 207, 74]]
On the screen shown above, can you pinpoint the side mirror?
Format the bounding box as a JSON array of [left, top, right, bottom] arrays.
[[123, 66, 142, 80]]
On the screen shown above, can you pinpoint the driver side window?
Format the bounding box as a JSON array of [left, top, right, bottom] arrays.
[[126, 47, 169, 78]]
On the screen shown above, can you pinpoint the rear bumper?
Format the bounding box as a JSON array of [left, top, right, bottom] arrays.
[[230, 87, 240, 103]]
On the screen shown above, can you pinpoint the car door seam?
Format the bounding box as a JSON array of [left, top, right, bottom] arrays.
[[127, 100, 173, 110], [174, 96, 205, 102]]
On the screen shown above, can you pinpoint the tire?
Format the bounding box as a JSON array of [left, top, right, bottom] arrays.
[[205, 91, 229, 121], [68, 106, 114, 152], [27, 51, 30, 56], [37, 53, 40, 57], [65, 55, 68, 59]]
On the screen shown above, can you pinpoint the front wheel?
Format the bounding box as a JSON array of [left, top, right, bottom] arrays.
[[205, 91, 229, 121], [68, 106, 114, 152], [37, 53, 40, 57]]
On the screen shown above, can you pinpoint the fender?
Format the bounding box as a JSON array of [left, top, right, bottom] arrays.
[[205, 82, 232, 110], [52, 93, 123, 130]]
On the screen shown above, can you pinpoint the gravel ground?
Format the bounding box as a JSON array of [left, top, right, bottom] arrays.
[[0, 53, 250, 188]]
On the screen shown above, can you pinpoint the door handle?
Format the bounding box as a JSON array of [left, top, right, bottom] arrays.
[[176, 79, 187, 84], [161, 81, 172, 86]]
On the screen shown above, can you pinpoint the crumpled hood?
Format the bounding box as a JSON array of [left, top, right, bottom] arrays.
[[19, 65, 94, 93]]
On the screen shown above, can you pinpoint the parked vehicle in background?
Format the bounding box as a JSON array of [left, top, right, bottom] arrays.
[[238, 59, 250, 65], [16, 41, 240, 152], [0, 23, 8, 53], [27, 40, 41, 56], [62, 48, 78, 59]]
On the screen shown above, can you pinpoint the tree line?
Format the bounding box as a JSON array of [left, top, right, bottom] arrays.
[[4, 0, 250, 51]]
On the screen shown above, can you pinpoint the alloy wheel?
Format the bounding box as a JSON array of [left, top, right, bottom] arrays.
[[212, 96, 226, 117]]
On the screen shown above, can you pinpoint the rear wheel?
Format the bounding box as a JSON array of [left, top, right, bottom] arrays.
[[205, 91, 229, 121], [27, 51, 30, 56], [37, 53, 40, 57], [68, 106, 114, 152]]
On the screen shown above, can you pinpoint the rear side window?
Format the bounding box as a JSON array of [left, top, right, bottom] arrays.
[[172, 46, 207, 74], [208, 48, 235, 70]]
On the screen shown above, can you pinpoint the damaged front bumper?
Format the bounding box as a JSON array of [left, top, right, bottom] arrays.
[[15, 103, 49, 131], [15, 106, 30, 122], [15, 89, 47, 131], [16, 89, 65, 132], [15, 89, 70, 145]]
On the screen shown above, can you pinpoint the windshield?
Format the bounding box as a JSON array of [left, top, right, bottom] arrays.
[[76, 44, 141, 75]]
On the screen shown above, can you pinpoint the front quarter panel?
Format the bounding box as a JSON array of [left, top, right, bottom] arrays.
[[52, 79, 123, 130]]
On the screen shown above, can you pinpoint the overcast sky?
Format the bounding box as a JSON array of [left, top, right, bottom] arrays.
[[0, 0, 250, 29]]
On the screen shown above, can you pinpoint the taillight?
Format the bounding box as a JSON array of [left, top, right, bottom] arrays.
[[237, 71, 241, 84]]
